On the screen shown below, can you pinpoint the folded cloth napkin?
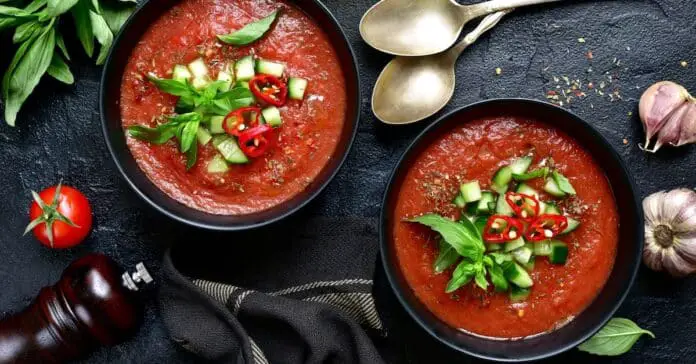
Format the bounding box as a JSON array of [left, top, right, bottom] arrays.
[[157, 217, 386, 364]]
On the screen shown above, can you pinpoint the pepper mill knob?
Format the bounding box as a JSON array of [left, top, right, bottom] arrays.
[[122, 262, 154, 291]]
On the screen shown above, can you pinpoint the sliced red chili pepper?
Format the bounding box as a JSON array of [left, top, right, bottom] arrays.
[[483, 215, 525, 243], [505, 192, 541, 220], [525, 214, 569, 241], [224, 107, 262, 136], [238, 124, 273, 158], [249, 74, 288, 106]]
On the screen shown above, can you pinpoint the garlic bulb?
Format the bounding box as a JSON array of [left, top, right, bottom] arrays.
[[638, 81, 696, 153], [643, 189, 696, 277]]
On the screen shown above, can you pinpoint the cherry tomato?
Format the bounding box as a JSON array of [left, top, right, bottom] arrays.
[[26, 184, 93, 249]]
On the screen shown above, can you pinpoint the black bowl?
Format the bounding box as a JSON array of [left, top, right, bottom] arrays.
[[100, 0, 359, 231], [380, 99, 643, 362]]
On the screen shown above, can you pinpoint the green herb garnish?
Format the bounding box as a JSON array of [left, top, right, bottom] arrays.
[[1, 0, 137, 125], [217, 10, 279, 46], [578, 318, 654, 356]]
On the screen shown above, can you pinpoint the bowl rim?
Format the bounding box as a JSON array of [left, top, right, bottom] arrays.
[[379, 98, 643, 362], [99, 0, 361, 231]]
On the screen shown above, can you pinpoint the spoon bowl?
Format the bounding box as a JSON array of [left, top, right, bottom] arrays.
[[372, 11, 508, 125], [360, 0, 561, 57]]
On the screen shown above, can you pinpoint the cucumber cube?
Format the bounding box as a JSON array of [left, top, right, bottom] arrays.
[[459, 181, 482, 203]]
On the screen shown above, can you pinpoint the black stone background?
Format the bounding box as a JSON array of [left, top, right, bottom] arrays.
[[1, 0, 695, 362]]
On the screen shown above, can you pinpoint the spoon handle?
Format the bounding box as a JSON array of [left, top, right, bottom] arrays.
[[464, 0, 562, 19], [449, 10, 510, 58]]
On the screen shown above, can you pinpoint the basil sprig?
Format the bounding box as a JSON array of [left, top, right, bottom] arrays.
[[578, 318, 654, 356], [128, 73, 254, 170], [1, 0, 137, 126], [217, 10, 279, 46]]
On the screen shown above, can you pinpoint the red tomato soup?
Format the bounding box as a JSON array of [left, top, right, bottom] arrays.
[[392, 117, 618, 338], [120, 0, 346, 215]]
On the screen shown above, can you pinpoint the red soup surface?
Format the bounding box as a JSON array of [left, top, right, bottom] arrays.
[[392, 117, 619, 338], [120, 0, 347, 215]]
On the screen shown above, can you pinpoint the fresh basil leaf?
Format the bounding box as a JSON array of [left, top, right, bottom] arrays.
[[185, 140, 198, 170], [13, 20, 40, 43], [409, 214, 485, 262], [71, 0, 93, 57], [89, 10, 113, 65], [216, 10, 279, 46], [552, 171, 577, 195], [473, 267, 489, 291], [55, 31, 69, 60], [100, 0, 136, 34], [47, 0, 78, 16], [0, 5, 34, 31], [209, 86, 254, 115], [127, 123, 178, 144], [0, 4, 30, 16], [434, 240, 460, 274], [179, 119, 199, 153], [24, 0, 47, 13], [488, 252, 512, 265], [3, 24, 55, 126], [445, 260, 476, 293], [175, 96, 195, 114], [167, 112, 201, 124], [147, 74, 194, 97], [486, 260, 509, 292], [513, 167, 549, 181], [47, 52, 74, 84], [578, 318, 654, 356]]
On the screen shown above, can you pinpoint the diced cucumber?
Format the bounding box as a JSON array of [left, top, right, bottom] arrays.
[[533, 241, 553, 256], [543, 177, 567, 198], [509, 156, 533, 174], [209, 116, 226, 134], [552, 171, 577, 195], [504, 237, 525, 252], [172, 64, 191, 82], [511, 246, 533, 265], [549, 241, 569, 265], [538, 200, 547, 215], [212, 135, 249, 164], [486, 244, 503, 252], [491, 166, 512, 194], [495, 193, 514, 216], [206, 154, 230, 173], [288, 77, 308, 100], [188, 58, 209, 79], [255, 59, 285, 78], [217, 68, 234, 92], [476, 191, 496, 214], [191, 76, 211, 89], [460, 181, 482, 203], [196, 127, 212, 145], [509, 286, 531, 302], [516, 183, 540, 199], [522, 256, 536, 272], [544, 202, 562, 215], [235, 56, 256, 81], [561, 217, 580, 235], [504, 262, 534, 288], [513, 167, 549, 181], [261, 106, 282, 127], [237, 81, 250, 90], [452, 193, 466, 208]]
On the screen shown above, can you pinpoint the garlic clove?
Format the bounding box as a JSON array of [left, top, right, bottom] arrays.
[[650, 103, 690, 152], [676, 102, 696, 147], [639, 81, 690, 147]]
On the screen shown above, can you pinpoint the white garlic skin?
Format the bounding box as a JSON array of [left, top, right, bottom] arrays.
[[643, 188, 696, 277]]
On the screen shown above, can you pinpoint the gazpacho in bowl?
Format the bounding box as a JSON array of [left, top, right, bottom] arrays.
[[103, 0, 358, 225], [381, 99, 642, 361]]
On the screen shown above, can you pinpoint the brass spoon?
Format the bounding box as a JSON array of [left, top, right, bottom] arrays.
[[372, 11, 509, 125], [360, 0, 560, 57]]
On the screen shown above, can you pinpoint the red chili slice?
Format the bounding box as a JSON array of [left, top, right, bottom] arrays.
[[249, 74, 288, 106], [505, 192, 541, 220], [224, 107, 262, 136], [525, 214, 569, 241], [238, 124, 274, 158], [483, 215, 525, 243]]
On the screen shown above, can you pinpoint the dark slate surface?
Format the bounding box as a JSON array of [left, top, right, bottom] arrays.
[[0, 0, 695, 363]]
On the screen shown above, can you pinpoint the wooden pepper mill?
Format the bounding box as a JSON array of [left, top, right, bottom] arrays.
[[0, 253, 153, 363]]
